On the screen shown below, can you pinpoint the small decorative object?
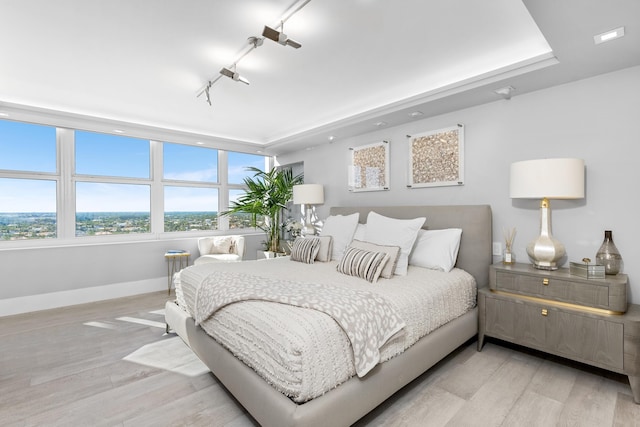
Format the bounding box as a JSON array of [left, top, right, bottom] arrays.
[[285, 219, 303, 238], [569, 258, 605, 279], [502, 227, 516, 264], [595, 230, 623, 275]]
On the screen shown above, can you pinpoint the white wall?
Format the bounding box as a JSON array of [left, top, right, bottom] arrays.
[[278, 66, 640, 303], [0, 233, 265, 316]]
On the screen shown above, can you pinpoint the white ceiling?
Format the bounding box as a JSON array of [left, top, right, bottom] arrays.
[[1, 0, 638, 155]]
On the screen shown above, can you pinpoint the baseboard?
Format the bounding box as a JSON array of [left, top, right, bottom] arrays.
[[0, 277, 166, 317]]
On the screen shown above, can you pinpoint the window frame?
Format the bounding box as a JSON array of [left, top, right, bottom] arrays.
[[0, 117, 271, 248]]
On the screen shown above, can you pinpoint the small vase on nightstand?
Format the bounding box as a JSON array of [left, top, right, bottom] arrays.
[[596, 230, 623, 275]]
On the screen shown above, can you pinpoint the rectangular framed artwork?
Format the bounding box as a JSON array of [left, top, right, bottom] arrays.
[[407, 124, 464, 188], [348, 140, 389, 192]]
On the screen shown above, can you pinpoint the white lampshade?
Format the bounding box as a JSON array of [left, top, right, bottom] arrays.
[[293, 184, 324, 205], [510, 158, 585, 199]]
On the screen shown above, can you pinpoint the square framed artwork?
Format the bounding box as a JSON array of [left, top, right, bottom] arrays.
[[348, 140, 389, 192], [407, 124, 464, 188]]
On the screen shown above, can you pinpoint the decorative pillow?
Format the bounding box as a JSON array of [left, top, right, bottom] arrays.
[[290, 237, 321, 264], [303, 235, 333, 262], [319, 213, 360, 260], [209, 236, 234, 254], [409, 228, 463, 272], [364, 212, 426, 276], [349, 239, 400, 279], [336, 246, 389, 283]]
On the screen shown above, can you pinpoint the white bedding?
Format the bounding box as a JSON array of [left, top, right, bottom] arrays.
[[176, 257, 476, 402]]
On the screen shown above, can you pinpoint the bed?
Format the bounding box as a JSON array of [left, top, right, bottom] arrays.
[[165, 205, 492, 426]]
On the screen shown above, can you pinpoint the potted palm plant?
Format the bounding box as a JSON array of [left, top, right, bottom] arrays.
[[221, 166, 303, 255]]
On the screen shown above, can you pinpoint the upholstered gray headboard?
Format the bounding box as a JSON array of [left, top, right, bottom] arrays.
[[329, 205, 493, 287]]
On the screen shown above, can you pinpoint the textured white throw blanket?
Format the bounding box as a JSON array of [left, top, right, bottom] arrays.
[[177, 258, 477, 402], [194, 271, 406, 377]]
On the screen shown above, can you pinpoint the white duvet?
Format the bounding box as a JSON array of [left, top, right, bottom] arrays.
[[176, 257, 476, 402]]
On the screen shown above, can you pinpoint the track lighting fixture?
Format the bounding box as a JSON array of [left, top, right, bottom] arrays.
[[196, 0, 311, 105], [262, 23, 302, 49], [220, 67, 250, 85]]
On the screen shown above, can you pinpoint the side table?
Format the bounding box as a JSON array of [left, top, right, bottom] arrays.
[[478, 262, 640, 404], [164, 250, 190, 295]]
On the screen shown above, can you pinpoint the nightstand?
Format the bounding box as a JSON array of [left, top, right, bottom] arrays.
[[478, 262, 640, 404]]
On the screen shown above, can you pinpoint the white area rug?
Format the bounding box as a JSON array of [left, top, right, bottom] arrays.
[[123, 336, 210, 377]]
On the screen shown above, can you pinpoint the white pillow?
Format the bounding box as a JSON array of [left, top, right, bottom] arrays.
[[409, 228, 462, 272], [319, 213, 360, 260], [352, 223, 366, 241], [209, 236, 234, 254], [364, 212, 425, 276]]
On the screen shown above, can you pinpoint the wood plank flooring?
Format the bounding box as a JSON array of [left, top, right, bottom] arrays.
[[1, 291, 639, 426]]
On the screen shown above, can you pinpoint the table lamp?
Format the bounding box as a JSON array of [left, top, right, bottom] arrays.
[[510, 158, 585, 270], [293, 184, 324, 235]]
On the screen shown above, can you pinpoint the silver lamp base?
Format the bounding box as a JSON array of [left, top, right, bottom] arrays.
[[527, 198, 565, 270]]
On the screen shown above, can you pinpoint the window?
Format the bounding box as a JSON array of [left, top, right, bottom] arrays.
[[227, 189, 263, 230], [164, 186, 218, 232], [0, 178, 57, 240], [162, 143, 219, 232], [228, 152, 266, 184], [75, 182, 150, 236], [76, 131, 150, 178], [0, 116, 271, 244], [164, 143, 217, 182], [0, 120, 56, 173], [0, 119, 57, 241]]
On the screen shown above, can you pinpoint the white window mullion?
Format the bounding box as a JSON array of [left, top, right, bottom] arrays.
[[218, 150, 229, 231], [57, 128, 75, 240], [150, 140, 164, 235]]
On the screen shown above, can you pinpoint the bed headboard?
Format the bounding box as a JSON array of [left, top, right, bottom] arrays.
[[329, 205, 493, 287]]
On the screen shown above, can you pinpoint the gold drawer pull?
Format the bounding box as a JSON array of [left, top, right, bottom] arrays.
[[542, 278, 549, 286], [541, 308, 548, 316]]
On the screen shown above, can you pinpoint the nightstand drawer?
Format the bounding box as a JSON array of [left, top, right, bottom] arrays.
[[490, 263, 628, 313], [482, 291, 625, 371], [494, 270, 610, 309]]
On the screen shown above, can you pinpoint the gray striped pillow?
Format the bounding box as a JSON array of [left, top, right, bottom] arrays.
[[336, 246, 390, 283], [290, 237, 321, 264]]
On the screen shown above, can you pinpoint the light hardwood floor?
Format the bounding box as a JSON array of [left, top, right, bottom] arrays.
[[1, 291, 639, 426]]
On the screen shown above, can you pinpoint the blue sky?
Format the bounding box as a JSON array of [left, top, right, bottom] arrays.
[[0, 119, 265, 213]]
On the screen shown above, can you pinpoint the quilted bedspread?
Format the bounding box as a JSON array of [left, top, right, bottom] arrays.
[[176, 257, 476, 402], [194, 271, 405, 377]]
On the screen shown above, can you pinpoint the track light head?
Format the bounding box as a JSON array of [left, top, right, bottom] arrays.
[[262, 25, 302, 49], [220, 67, 250, 85]]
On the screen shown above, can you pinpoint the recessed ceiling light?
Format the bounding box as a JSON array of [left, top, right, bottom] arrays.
[[113, 129, 125, 134], [594, 27, 625, 45], [196, 141, 205, 145], [409, 111, 423, 118], [328, 135, 336, 142], [0, 112, 8, 117], [374, 121, 387, 127]]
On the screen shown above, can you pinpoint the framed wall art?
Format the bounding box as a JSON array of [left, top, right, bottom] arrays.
[[348, 140, 389, 192], [407, 124, 464, 188]]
